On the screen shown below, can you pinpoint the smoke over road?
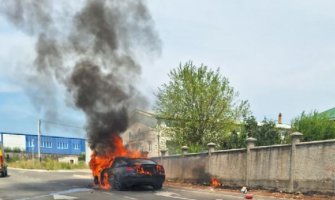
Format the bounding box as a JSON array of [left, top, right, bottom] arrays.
[[0, 0, 161, 154]]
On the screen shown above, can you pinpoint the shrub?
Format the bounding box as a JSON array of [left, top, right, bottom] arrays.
[[291, 111, 335, 141], [7, 157, 88, 170]]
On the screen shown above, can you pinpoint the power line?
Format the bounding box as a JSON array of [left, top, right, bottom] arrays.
[[41, 120, 85, 130]]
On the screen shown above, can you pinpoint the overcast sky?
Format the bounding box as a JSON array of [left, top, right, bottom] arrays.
[[0, 0, 334, 137]]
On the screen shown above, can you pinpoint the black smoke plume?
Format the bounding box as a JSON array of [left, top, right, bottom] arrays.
[[0, 0, 161, 154]]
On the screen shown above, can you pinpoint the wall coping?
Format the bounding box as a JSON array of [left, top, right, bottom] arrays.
[[183, 152, 208, 157], [150, 148, 246, 159], [150, 152, 208, 159], [296, 139, 335, 146], [151, 139, 335, 159], [211, 148, 246, 154], [150, 154, 182, 159], [250, 144, 291, 150]]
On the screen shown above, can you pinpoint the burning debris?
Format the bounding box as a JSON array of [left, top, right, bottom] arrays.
[[210, 177, 222, 188], [0, 0, 161, 189]]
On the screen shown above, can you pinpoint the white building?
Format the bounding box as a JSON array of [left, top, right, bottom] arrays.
[[121, 110, 170, 157]]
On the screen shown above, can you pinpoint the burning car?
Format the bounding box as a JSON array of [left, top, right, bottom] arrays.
[[99, 157, 165, 190], [89, 135, 165, 190]]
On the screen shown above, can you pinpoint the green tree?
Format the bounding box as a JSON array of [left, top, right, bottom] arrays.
[[244, 115, 258, 137], [155, 61, 249, 150], [242, 116, 285, 146], [222, 130, 247, 149], [291, 111, 335, 141]]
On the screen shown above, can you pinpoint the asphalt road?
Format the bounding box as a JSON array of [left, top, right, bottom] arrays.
[[0, 168, 283, 200]]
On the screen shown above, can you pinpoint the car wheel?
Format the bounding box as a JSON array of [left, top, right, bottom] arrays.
[[93, 176, 99, 185], [153, 182, 163, 190], [112, 175, 125, 191], [4, 170, 7, 177], [100, 169, 110, 187]]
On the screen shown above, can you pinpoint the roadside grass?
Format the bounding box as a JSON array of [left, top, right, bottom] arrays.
[[7, 157, 88, 170]]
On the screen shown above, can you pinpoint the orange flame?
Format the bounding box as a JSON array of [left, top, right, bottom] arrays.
[[211, 178, 221, 188], [89, 134, 144, 190], [134, 164, 152, 176]]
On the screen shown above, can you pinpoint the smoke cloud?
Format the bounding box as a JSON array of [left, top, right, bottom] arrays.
[[0, 0, 161, 154]]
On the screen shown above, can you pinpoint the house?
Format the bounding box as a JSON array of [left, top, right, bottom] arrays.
[[121, 110, 170, 157], [320, 107, 335, 121]]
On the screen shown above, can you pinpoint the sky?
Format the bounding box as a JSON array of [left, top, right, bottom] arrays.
[[0, 0, 335, 138]]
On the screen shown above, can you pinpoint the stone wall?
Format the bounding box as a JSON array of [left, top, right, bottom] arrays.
[[152, 134, 335, 194]]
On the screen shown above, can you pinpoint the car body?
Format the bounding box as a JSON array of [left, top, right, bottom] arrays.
[[0, 143, 8, 177], [100, 157, 165, 190]]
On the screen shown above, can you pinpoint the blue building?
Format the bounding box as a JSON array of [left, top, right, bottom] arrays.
[[0, 132, 85, 155]]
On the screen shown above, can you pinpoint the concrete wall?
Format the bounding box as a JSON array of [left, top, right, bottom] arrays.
[[248, 145, 291, 191], [208, 149, 246, 186], [153, 136, 335, 194], [294, 140, 335, 193], [58, 156, 79, 164]]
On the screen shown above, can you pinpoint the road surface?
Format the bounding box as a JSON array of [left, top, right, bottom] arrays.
[[0, 168, 283, 200]]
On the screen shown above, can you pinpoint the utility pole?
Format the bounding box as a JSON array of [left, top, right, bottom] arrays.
[[32, 139, 34, 167], [37, 119, 41, 161], [156, 122, 160, 157], [32, 139, 34, 160]]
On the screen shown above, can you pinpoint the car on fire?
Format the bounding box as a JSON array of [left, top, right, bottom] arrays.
[[99, 157, 165, 190]]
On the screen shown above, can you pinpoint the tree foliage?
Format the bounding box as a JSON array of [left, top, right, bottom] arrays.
[[243, 116, 287, 146], [221, 130, 247, 149], [291, 111, 335, 141], [155, 61, 249, 149]]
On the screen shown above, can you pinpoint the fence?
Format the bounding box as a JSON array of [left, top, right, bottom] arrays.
[[151, 132, 335, 194]]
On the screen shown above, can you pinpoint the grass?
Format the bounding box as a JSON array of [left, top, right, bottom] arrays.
[[7, 157, 89, 170]]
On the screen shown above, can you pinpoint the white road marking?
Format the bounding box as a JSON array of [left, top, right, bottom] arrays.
[[123, 196, 138, 200], [155, 191, 196, 200], [53, 194, 78, 200], [168, 188, 243, 199], [15, 188, 92, 200], [50, 188, 92, 195], [73, 174, 91, 179], [103, 192, 138, 200]]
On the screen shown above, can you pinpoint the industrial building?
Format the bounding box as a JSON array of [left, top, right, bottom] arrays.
[[0, 132, 85, 155]]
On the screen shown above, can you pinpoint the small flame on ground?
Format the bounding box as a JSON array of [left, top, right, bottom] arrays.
[[89, 134, 144, 190], [211, 178, 221, 188]]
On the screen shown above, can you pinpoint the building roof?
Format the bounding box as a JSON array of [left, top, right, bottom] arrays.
[[257, 122, 291, 129], [129, 109, 157, 127], [320, 107, 335, 120], [0, 132, 85, 140]]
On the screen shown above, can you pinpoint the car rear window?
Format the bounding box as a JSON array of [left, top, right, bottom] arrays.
[[129, 158, 156, 165]]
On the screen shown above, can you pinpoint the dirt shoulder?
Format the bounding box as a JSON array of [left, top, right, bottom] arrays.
[[164, 181, 335, 200]]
